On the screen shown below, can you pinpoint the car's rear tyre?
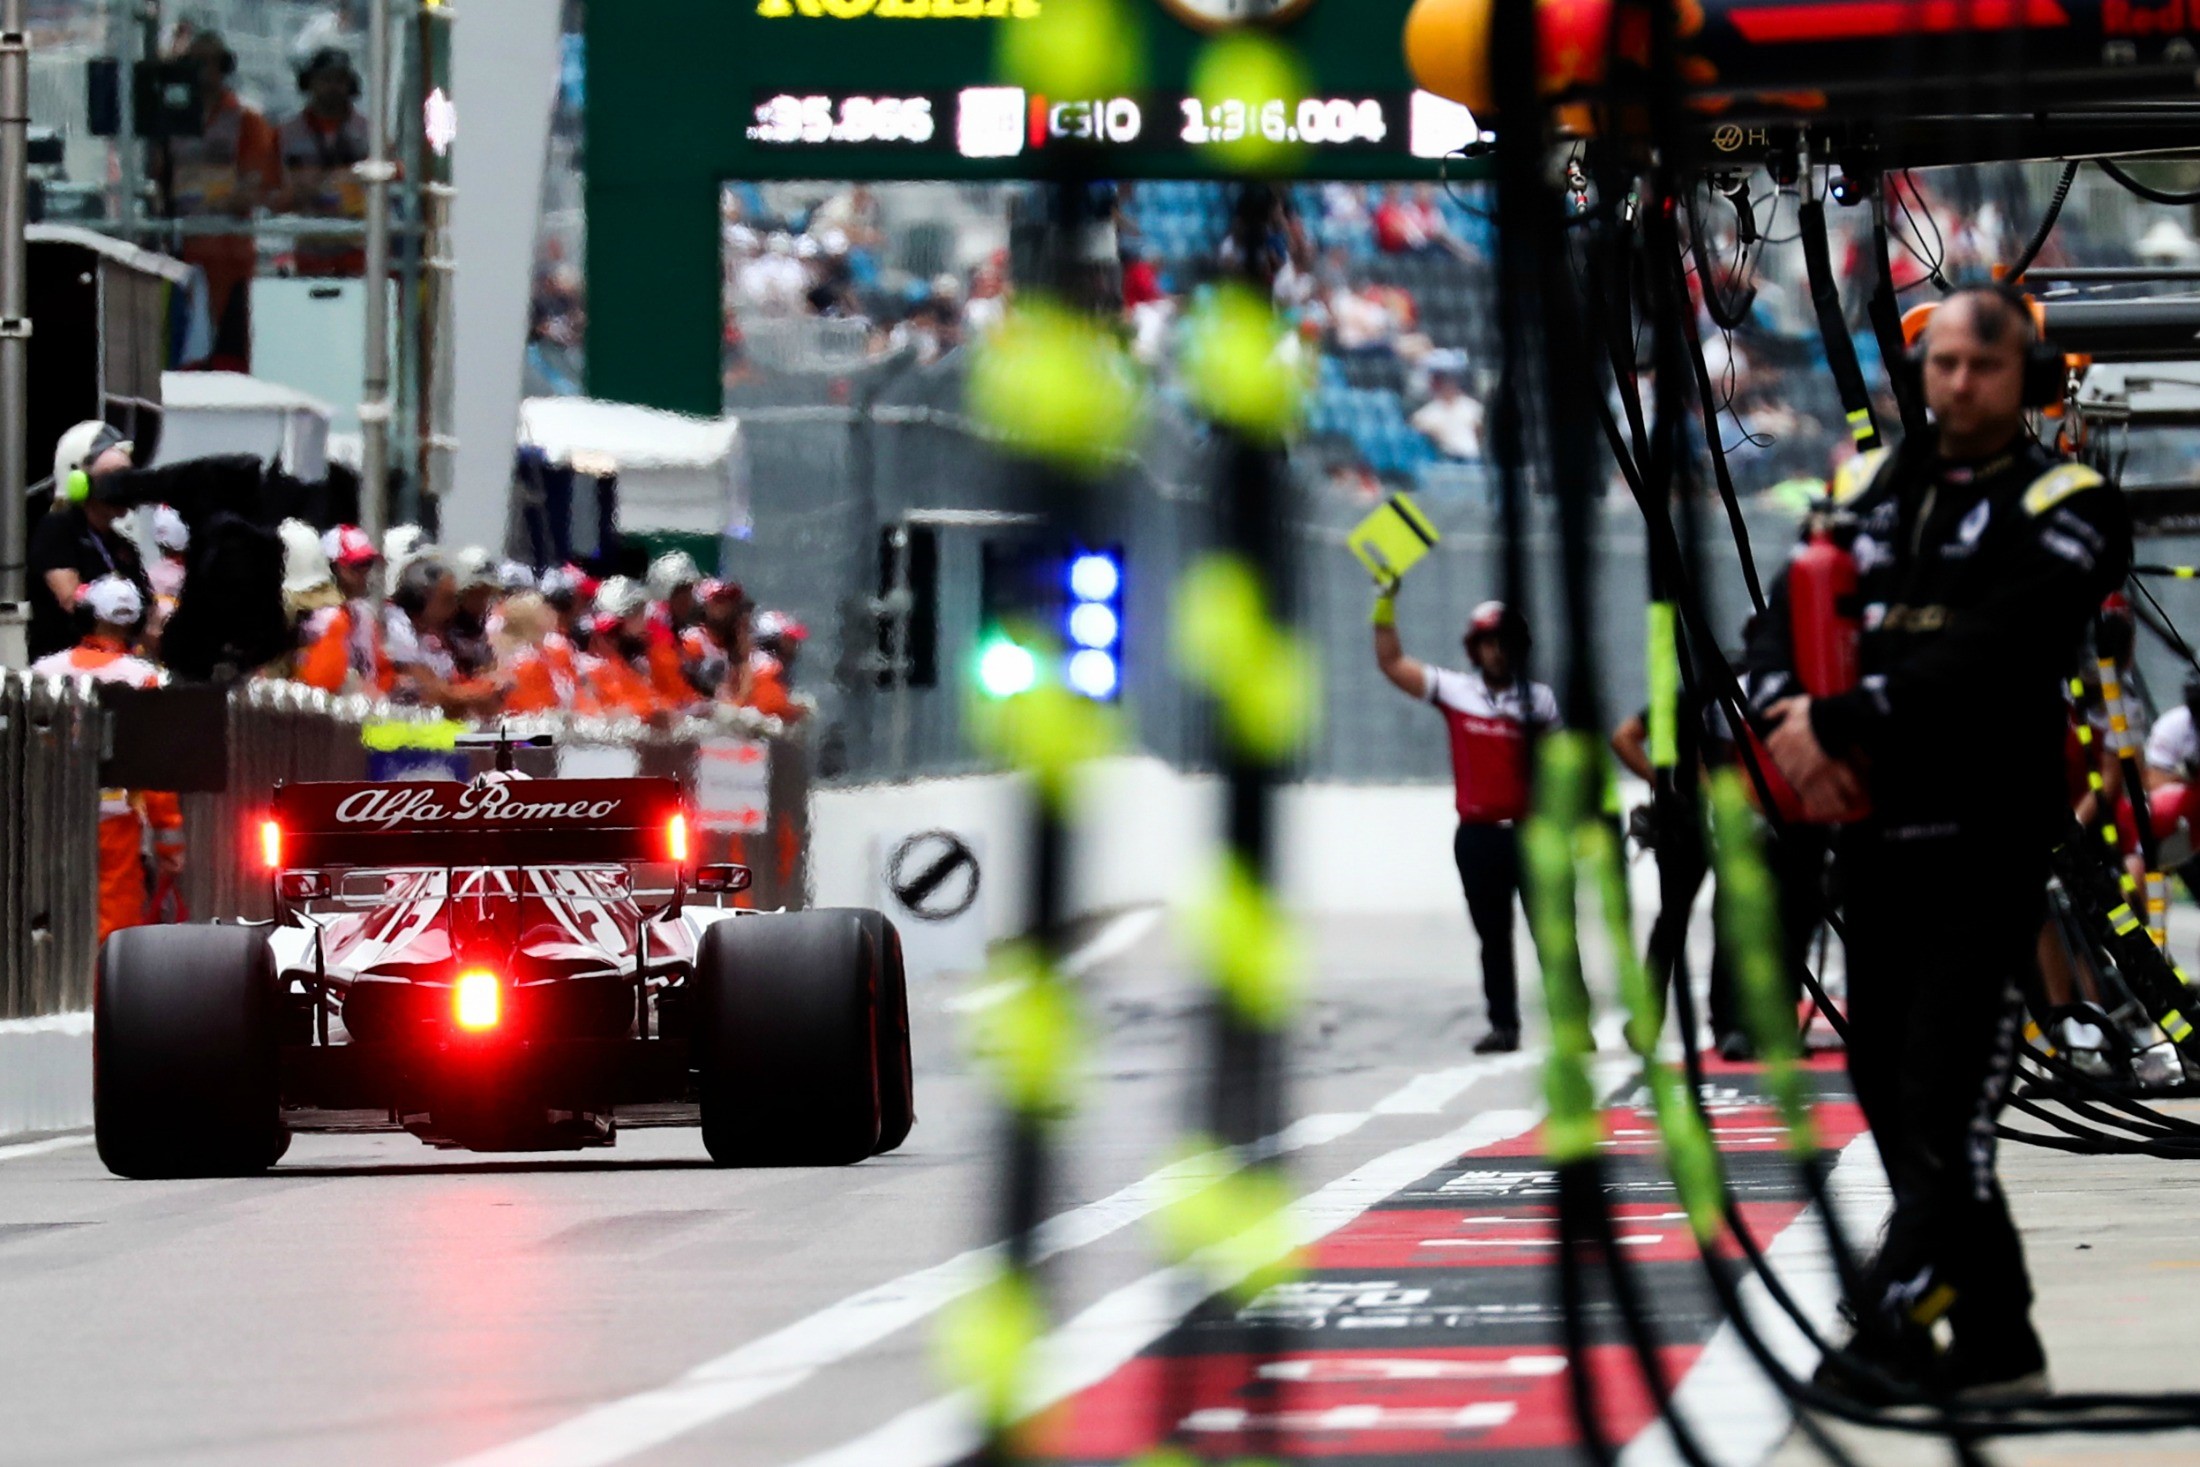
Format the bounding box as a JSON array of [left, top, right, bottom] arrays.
[[694, 910, 881, 1166], [95, 925, 288, 1179], [848, 909, 914, 1155]]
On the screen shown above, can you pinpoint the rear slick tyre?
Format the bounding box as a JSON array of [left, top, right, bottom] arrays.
[[95, 925, 287, 1179], [695, 910, 882, 1166], [849, 909, 914, 1155]]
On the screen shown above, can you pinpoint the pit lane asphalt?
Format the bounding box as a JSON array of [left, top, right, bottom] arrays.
[[0, 912, 1558, 1467]]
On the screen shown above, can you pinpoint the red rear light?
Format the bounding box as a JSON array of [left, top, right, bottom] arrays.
[[260, 818, 283, 871], [667, 811, 690, 865], [454, 969, 501, 1031]]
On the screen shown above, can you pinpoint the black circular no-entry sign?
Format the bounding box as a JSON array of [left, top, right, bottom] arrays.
[[887, 830, 981, 923]]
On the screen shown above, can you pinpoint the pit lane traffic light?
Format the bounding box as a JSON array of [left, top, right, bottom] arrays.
[[977, 539, 1125, 703]]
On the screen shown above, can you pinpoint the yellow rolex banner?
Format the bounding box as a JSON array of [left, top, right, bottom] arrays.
[[1347, 492, 1440, 585]]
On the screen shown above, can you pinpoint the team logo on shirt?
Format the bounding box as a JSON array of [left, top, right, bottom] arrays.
[[1942, 499, 1992, 559]]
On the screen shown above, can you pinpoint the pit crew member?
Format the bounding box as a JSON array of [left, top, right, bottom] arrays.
[[31, 576, 183, 941], [1374, 590, 1557, 1054], [1752, 287, 2131, 1399]]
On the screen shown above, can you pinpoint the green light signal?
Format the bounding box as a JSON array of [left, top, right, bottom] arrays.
[[977, 633, 1040, 699]]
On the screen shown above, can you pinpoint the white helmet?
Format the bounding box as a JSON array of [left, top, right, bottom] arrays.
[[52, 419, 133, 497], [595, 575, 649, 620], [496, 559, 537, 593], [647, 550, 702, 603], [383, 524, 429, 563], [82, 574, 143, 627], [452, 545, 498, 592], [382, 524, 432, 598], [151, 504, 189, 555], [280, 518, 335, 596]]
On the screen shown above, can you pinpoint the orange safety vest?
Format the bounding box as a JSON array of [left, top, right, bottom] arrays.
[[297, 602, 395, 696], [730, 650, 800, 723], [29, 636, 184, 841], [32, 637, 182, 941], [504, 633, 595, 715], [581, 648, 663, 720], [647, 623, 696, 708]]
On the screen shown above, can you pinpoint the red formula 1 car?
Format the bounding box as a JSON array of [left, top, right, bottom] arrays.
[[92, 755, 911, 1178]]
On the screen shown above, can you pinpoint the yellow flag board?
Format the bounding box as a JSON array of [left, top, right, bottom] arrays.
[[1348, 493, 1441, 585]]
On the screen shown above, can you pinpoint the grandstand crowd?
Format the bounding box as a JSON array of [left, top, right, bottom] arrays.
[[718, 180, 1504, 499], [711, 170, 2184, 510]]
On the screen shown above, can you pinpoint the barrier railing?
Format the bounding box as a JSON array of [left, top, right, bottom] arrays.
[[176, 681, 386, 926], [4, 679, 811, 1020], [0, 674, 103, 1021], [492, 710, 813, 915]]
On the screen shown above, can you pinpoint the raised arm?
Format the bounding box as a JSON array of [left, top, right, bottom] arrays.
[[1372, 582, 1429, 699]]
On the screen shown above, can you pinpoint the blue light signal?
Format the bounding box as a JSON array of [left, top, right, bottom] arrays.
[[1064, 547, 1124, 702], [1068, 602, 1119, 651], [1067, 649, 1120, 700], [1068, 552, 1121, 605]]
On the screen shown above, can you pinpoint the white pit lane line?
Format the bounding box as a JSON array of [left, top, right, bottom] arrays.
[[441, 1051, 1542, 1467], [0, 1133, 94, 1164], [944, 906, 1162, 1014], [786, 1105, 1548, 1467]]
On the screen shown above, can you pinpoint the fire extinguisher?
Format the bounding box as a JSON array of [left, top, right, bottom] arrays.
[[1739, 515, 1868, 825], [1789, 519, 1862, 701], [1784, 515, 1870, 823]]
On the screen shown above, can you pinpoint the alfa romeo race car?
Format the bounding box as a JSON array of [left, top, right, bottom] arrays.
[[92, 749, 912, 1178]]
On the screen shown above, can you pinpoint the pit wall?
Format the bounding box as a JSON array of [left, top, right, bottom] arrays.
[[810, 756, 1468, 931], [0, 1013, 93, 1141]]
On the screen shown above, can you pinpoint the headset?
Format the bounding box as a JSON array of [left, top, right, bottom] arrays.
[[62, 423, 129, 503], [1902, 281, 2068, 409], [188, 30, 237, 77], [391, 555, 452, 618], [295, 47, 360, 99]]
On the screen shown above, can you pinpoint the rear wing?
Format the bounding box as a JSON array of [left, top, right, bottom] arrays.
[[267, 778, 689, 870]]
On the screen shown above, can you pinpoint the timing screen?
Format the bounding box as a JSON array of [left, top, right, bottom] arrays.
[[746, 88, 1484, 161]]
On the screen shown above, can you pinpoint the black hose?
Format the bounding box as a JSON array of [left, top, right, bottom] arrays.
[[1687, 187, 1758, 331], [1798, 194, 1883, 453], [2017, 1052, 2200, 1138], [1672, 932, 2200, 1428], [2005, 160, 2079, 282], [2097, 158, 2200, 208], [1674, 237, 1768, 613], [1868, 189, 1930, 441], [2131, 575, 2200, 674]]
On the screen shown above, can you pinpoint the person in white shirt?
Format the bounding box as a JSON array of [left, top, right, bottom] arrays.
[[1373, 587, 1558, 1052], [1411, 373, 1486, 461], [2145, 683, 2199, 788]]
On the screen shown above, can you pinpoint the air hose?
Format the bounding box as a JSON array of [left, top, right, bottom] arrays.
[[1866, 186, 1930, 441], [2096, 158, 2200, 207], [1798, 192, 1884, 454]]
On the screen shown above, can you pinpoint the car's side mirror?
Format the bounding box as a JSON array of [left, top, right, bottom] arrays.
[[277, 870, 331, 902], [695, 864, 752, 894]]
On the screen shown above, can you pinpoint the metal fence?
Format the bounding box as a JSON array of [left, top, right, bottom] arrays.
[[492, 712, 814, 916], [0, 673, 102, 1020], [718, 361, 1808, 791], [176, 682, 383, 925]]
